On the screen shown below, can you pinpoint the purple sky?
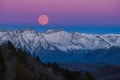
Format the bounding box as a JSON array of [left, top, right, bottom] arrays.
[[0, 0, 120, 26]]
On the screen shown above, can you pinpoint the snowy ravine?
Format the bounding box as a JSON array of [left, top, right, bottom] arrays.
[[0, 29, 120, 64]]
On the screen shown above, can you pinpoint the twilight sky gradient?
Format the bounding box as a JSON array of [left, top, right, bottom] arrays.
[[0, 0, 120, 25], [0, 0, 120, 33]]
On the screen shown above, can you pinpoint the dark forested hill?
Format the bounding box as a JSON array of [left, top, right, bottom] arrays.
[[0, 41, 95, 80]]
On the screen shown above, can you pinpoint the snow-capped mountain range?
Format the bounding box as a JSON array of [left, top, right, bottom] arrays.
[[0, 29, 120, 64]]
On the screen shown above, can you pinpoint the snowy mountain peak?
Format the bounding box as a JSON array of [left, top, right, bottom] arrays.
[[45, 29, 65, 34], [24, 28, 36, 33], [0, 29, 120, 56]]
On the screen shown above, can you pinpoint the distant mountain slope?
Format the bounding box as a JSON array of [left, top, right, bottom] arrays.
[[0, 29, 120, 64], [67, 46, 120, 64]]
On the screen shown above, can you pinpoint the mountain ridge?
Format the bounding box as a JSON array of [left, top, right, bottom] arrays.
[[0, 29, 120, 63]]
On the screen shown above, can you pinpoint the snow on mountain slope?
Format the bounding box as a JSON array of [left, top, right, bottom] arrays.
[[0, 29, 120, 63]]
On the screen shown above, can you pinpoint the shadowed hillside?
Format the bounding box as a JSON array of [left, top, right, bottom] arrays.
[[0, 41, 95, 80]]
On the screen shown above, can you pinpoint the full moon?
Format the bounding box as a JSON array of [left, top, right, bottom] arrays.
[[38, 15, 49, 25]]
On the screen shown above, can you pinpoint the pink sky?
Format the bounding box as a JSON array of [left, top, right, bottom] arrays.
[[0, 0, 120, 25]]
